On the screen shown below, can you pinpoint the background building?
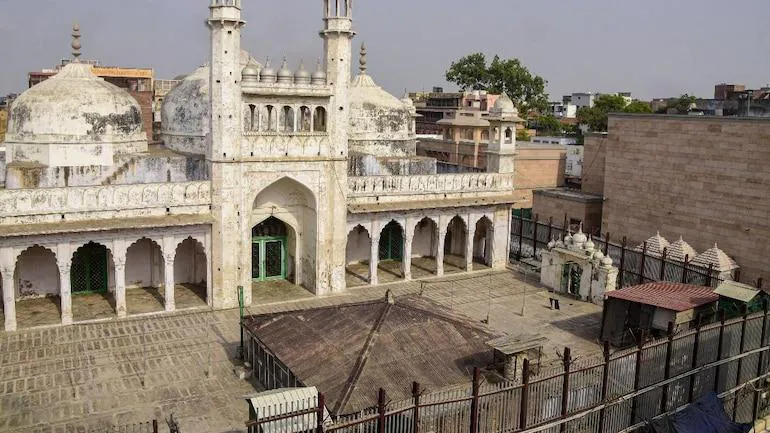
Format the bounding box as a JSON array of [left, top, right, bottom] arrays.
[[410, 88, 499, 135]]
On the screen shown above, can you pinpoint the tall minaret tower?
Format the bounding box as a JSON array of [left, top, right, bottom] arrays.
[[208, 0, 245, 161], [320, 0, 355, 155], [207, 0, 246, 309]]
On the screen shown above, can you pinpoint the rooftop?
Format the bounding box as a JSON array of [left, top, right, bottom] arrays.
[[606, 282, 719, 312], [534, 188, 604, 203]]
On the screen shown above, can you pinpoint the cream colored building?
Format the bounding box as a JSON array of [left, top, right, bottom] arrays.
[[0, 0, 520, 332]]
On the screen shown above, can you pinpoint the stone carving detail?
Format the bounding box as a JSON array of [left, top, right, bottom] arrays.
[[0, 182, 212, 217], [348, 173, 515, 197]]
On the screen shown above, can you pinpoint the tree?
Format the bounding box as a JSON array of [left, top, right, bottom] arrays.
[[671, 94, 697, 114], [445, 53, 549, 114], [516, 128, 531, 142], [624, 100, 653, 113], [532, 114, 563, 135]]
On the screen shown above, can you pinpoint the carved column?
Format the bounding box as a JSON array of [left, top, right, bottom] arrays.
[[436, 227, 447, 277], [370, 234, 380, 286], [58, 262, 73, 326], [113, 239, 127, 318], [2, 265, 16, 332], [403, 221, 415, 281], [163, 253, 175, 312]]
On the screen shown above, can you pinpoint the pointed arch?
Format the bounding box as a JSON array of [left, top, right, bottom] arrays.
[[174, 237, 208, 308], [14, 245, 60, 328], [473, 216, 494, 268], [125, 237, 165, 314], [313, 107, 327, 132]]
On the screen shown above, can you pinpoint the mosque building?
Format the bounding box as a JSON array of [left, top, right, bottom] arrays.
[[0, 0, 520, 331]]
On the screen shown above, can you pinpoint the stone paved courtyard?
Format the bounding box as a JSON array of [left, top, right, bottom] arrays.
[[0, 267, 603, 432]]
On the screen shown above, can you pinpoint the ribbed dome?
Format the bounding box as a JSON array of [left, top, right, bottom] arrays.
[[277, 58, 293, 84], [294, 60, 311, 85], [311, 59, 327, 85], [242, 64, 259, 78], [493, 94, 516, 112], [5, 62, 147, 166], [260, 58, 277, 83]]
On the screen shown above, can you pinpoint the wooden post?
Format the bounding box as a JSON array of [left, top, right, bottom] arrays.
[[660, 322, 676, 413], [689, 314, 702, 403], [753, 301, 769, 421], [412, 382, 421, 433], [519, 359, 530, 429], [559, 348, 572, 433], [604, 232, 611, 256], [682, 255, 690, 284], [533, 214, 539, 258], [618, 237, 627, 287], [630, 331, 646, 424], [714, 310, 727, 393], [470, 368, 481, 433], [598, 341, 612, 431], [638, 242, 648, 284], [659, 248, 668, 281], [316, 393, 326, 433], [733, 305, 749, 417], [377, 388, 386, 433]]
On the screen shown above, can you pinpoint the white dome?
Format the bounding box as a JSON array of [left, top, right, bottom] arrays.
[[161, 66, 210, 155], [5, 62, 147, 166], [493, 93, 516, 112], [348, 73, 414, 150]]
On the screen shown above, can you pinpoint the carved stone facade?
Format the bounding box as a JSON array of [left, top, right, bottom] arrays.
[[0, 0, 519, 331]]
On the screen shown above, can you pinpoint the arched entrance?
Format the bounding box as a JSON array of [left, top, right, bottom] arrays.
[[125, 238, 165, 315], [473, 217, 494, 270], [71, 242, 116, 322], [173, 237, 208, 309], [252, 217, 290, 282], [379, 221, 404, 261], [562, 262, 583, 296], [345, 225, 371, 287], [411, 217, 439, 277], [444, 216, 467, 273], [14, 246, 60, 328]]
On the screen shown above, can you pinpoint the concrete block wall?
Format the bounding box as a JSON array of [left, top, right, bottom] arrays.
[[602, 114, 770, 284]]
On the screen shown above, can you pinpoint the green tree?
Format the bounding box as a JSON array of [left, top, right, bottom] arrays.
[[576, 94, 630, 132], [624, 100, 653, 113], [516, 128, 531, 142], [671, 94, 697, 114], [533, 114, 563, 135], [445, 53, 549, 114]]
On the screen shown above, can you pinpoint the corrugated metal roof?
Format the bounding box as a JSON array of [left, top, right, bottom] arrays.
[[606, 282, 718, 312], [245, 387, 326, 433], [714, 281, 760, 302]]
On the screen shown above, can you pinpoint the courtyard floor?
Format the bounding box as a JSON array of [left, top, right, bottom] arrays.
[[0, 267, 603, 432]]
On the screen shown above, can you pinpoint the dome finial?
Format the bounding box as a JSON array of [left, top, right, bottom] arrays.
[[71, 23, 82, 61], [359, 43, 367, 74]]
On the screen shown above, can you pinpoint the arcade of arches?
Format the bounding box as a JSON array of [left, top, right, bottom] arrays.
[[345, 211, 500, 288], [0, 228, 211, 332]]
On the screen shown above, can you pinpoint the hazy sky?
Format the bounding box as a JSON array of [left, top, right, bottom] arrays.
[[1, 0, 768, 100]]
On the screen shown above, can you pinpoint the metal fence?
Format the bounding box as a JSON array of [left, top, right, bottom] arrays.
[[244, 307, 770, 432], [508, 215, 742, 290]]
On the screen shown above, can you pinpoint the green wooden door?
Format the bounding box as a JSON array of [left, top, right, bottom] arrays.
[[251, 238, 287, 282], [379, 222, 403, 261], [71, 242, 109, 294]]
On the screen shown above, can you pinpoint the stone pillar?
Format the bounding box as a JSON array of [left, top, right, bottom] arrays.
[[465, 225, 474, 272], [436, 228, 446, 277], [163, 253, 175, 312], [205, 230, 213, 307], [403, 235, 413, 281], [113, 239, 127, 318], [58, 262, 73, 326], [369, 234, 380, 286], [2, 265, 16, 332]]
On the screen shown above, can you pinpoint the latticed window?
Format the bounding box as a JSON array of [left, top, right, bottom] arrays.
[[252, 217, 287, 238]]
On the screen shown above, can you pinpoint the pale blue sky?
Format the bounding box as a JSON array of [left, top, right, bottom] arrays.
[[0, 0, 768, 100]]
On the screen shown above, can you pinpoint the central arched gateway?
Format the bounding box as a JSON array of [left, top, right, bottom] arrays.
[[252, 217, 290, 282], [251, 177, 317, 290]]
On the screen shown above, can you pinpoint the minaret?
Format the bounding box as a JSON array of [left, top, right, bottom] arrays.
[[486, 94, 525, 174], [207, 0, 245, 161], [320, 0, 355, 155], [207, 0, 247, 309]]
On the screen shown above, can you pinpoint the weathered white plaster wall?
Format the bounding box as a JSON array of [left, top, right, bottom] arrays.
[[125, 239, 163, 288], [412, 220, 437, 257], [173, 238, 207, 285], [346, 227, 370, 264], [14, 246, 59, 297]]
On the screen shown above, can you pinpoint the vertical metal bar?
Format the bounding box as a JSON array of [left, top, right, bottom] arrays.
[[604, 232, 610, 256], [377, 388, 386, 433], [733, 305, 749, 418], [152, 420, 158, 433], [630, 331, 645, 424], [547, 217, 553, 244], [681, 255, 690, 284], [238, 285, 245, 360], [618, 237, 627, 286], [412, 382, 421, 433], [753, 300, 769, 421], [714, 310, 727, 393], [758, 278, 764, 290], [559, 347, 572, 433], [660, 322, 675, 413], [659, 248, 667, 281], [706, 263, 714, 287], [316, 393, 325, 433], [470, 368, 480, 433], [519, 359, 530, 430], [517, 216, 524, 261], [638, 241, 647, 285], [598, 341, 611, 430], [689, 314, 702, 403], [532, 214, 539, 258]]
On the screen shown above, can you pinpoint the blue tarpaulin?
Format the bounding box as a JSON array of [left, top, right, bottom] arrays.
[[671, 392, 751, 433]]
